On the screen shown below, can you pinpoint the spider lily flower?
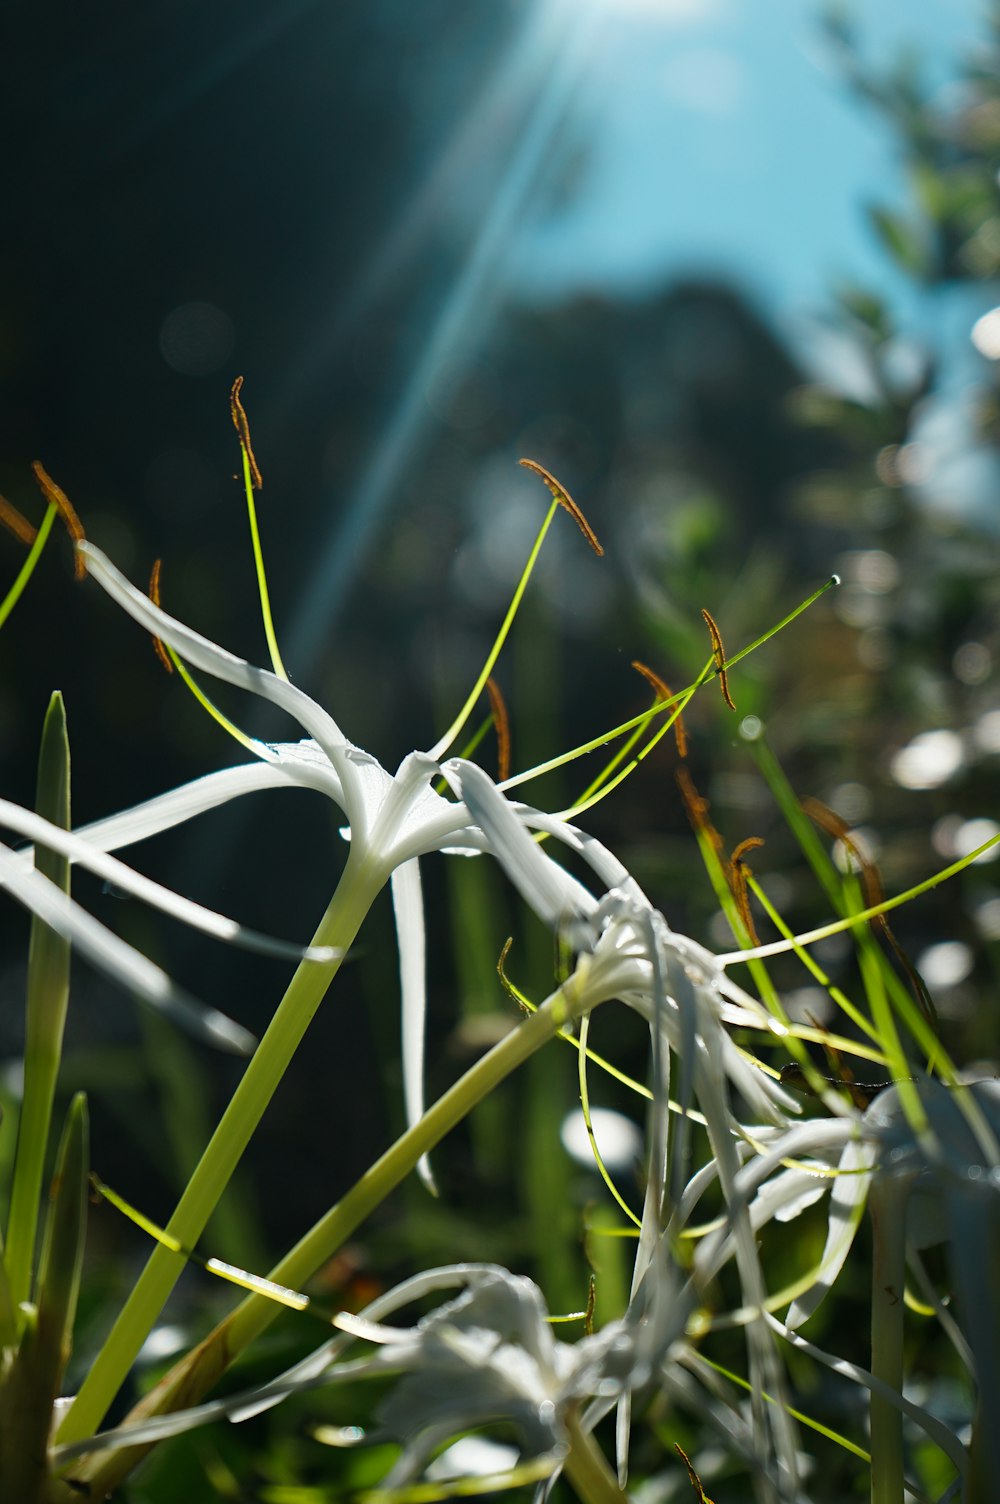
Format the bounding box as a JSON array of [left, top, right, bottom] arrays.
[[687, 1080, 1000, 1495], [53, 1261, 696, 1503], [442, 757, 804, 1491], [72, 541, 660, 1187], [0, 797, 345, 1050]]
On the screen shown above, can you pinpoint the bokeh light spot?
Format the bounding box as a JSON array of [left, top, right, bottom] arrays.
[[890, 729, 965, 790], [560, 1107, 642, 1171], [916, 940, 974, 990], [971, 305, 1000, 359], [159, 301, 234, 376], [954, 640, 991, 685]]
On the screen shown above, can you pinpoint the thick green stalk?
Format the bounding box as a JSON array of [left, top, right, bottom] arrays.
[[0, 1093, 88, 1504], [56, 846, 383, 1448], [5, 693, 71, 1313], [869, 1177, 909, 1504], [562, 1412, 630, 1504], [58, 984, 587, 1500]]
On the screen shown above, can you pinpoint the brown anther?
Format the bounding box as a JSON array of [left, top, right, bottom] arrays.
[[31, 462, 86, 579], [632, 659, 687, 757], [485, 676, 511, 783], [0, 492, 38, 547], [801, 796, 938, 1036], [729, 836, 765, 946], [674, 1443, 716, 1504], [496, 937, 529, 1013], [700, 606, 735, 710], [583, 1273, 596, 1338], [230, 375, 263, 490], [148, 558, 174, 674], [518, 457, 604, 556], [675, 766, 723, 857]]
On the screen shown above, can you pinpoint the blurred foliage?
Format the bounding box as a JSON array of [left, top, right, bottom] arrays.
[[3, 0, 1000, 1498]]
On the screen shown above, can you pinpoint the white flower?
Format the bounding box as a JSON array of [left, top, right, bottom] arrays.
[[53, 1260, 693, 1500], [67, 543, 635, 1171]]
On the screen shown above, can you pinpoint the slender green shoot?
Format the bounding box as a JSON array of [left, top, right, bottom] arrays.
[[90, 1176, 310, 1313], [429, 498, 562, 760], [715, 573, 840, 679], [231, 376, 288, 681], [745, 873, 884, 1049], [0, 504, 57, 632], [501, 575, 838, 799], [716, 831, 1000, 966], [553, 676, 704, 824], [577, 1015, 641, 1229], [165, 647, 261, 756], [696, 1354, 871, 1462], [239, 442, 288, 682], [4, 693, 72, 1316]]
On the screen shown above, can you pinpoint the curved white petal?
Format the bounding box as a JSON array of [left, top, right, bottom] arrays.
[[515, 808, 649, 907], [0, 841, 253, 1054], [786, 1134, 877, 1329], [391, 858, 434, 1192], [79, 542, 347, 763], [0, 799, 335, 962], [767, 1313, 968, 1474], [57, 762, 305, 857], [442, 760, 597, 936]]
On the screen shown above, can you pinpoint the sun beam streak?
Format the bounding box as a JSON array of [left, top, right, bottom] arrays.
[[285, 0, 606, 669]]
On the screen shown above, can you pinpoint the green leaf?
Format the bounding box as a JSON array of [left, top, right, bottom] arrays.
[[4, 693, 72, 1314], [0, 1094, 88, 1504]]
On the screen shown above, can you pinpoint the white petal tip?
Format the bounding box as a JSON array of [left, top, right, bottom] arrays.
[[416, 1155, 438, 1197], [206, 1017, 257, 1056]]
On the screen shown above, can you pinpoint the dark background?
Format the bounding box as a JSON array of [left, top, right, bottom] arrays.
[[2, 3, 1000, 1496]]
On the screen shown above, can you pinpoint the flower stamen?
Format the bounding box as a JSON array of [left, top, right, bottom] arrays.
[[802, 797, 938, 1038], [729, 836, 764, 947], [518, 457, 604, 556], [700, 606, 736, 711], [0, 492, 38, 546], [148, 559, 174, 674], [229, 375, 263, 491], [32, 461, 86, 579], [632, 660, 687, 757], [485, 676, 511, 782]]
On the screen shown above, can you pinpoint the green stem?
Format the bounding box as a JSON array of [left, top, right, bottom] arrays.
[[241, 445, 288, 682], [562, 1411, 629, 1504], [0, 504, 56, 632], [869, 1176, 909, 1504], [5, 693, 71, 1314], [55, 848, 383, 1447], [61, 985, 587, 1499]]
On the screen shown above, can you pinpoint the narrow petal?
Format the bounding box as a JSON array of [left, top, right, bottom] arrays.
[[0, 799, 335, 962], [442, 760, 597, 937], [391, 858, 434, 1192], [516, 808, 649, 907], [0, 841, 254, 1054], [767, 1313, 968, 1474], [786, 1135, 877, 1329], [79, 542, 348, 762]]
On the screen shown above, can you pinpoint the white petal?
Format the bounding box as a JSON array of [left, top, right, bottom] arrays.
[[79, 543, 347, 762], [786, 1135, 877, 1329], [0, 841, 253, 1053], [767, 1313, 968, 1474], [0, 799, 335, 962], [517, 809, 649, 907], [391, 859, 434, 1192], [442, 761, 596, 936]]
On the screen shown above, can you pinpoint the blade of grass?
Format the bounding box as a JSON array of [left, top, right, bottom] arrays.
[[5, 693, 72, 1315]]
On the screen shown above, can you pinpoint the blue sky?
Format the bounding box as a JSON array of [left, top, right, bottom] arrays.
[[511, 0, 988, 327]]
